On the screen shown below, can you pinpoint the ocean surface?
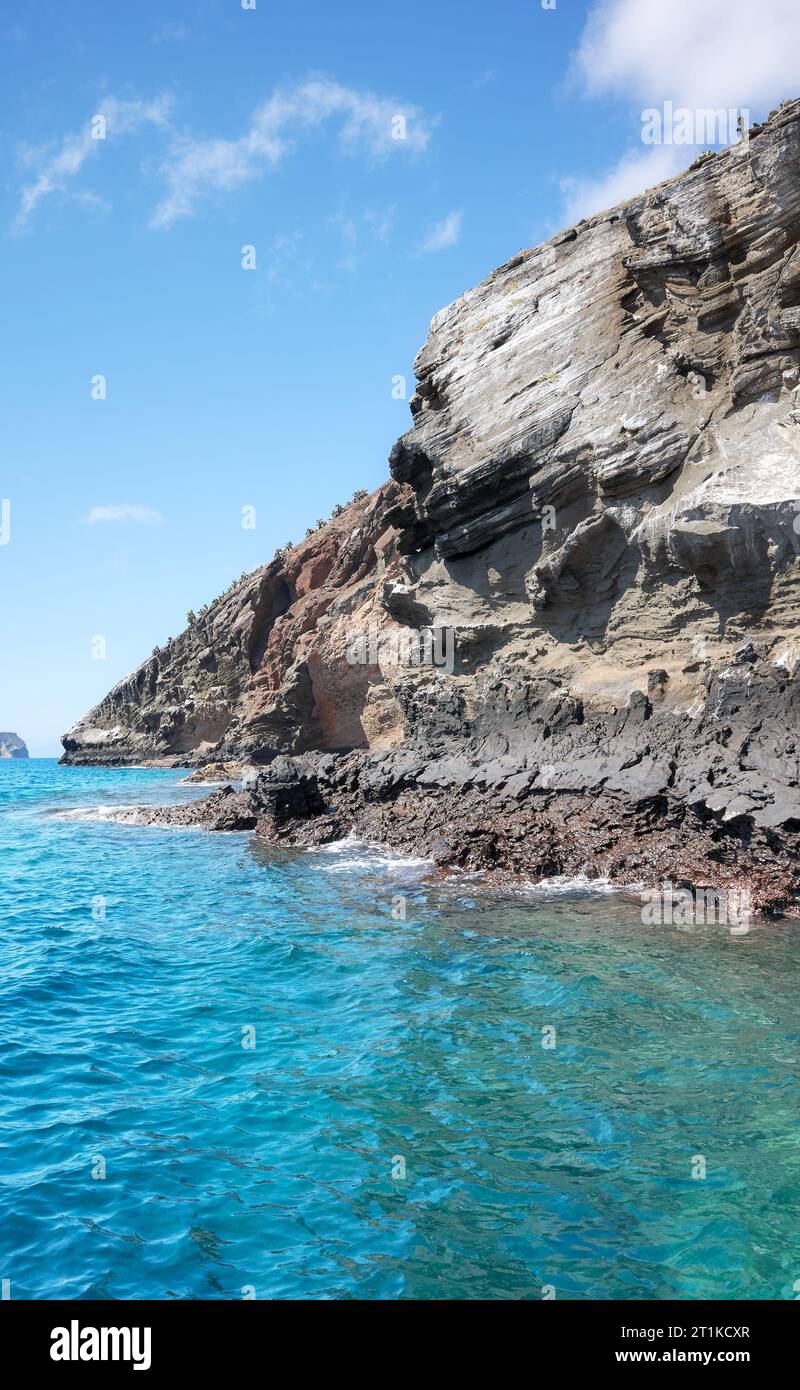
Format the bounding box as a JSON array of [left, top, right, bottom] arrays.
[[1, 759, 798, 1301]]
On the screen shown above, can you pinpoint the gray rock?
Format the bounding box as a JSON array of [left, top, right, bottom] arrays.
[[0, 732, 28, 759]]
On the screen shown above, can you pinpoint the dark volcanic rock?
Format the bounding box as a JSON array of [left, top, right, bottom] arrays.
[[249, 755, 325, 830], [144, 746, 798, 915], [147, 786, 259, 832]]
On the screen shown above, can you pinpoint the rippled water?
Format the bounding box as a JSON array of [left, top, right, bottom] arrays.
[[1, 760, 799, 1300]]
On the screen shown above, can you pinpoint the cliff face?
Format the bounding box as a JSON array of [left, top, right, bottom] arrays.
[[62, 102, 800, 908], [0, 733, 28, 759], [388, 98, 800, 665], [62, 483, 411, 767]]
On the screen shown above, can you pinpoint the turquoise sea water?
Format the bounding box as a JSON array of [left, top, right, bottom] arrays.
[[1, 759, 798, 1301]]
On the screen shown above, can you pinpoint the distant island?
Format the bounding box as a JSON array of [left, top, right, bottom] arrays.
[[0, 732, 29, 759]]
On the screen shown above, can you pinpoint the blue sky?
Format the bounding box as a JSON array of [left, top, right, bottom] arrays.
[[2, 0, 797, 754]]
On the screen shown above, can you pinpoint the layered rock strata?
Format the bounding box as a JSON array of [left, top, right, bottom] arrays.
[[63, 101, 800, 912]]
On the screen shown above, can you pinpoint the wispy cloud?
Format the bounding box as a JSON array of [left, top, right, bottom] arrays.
[[326, 205, 397, 274], [84, 505, 164, 526], [560, 146, 685, 224], [263, 231, 315, 288], [13, 77, 433, 234], [417, 210, 462, 255], [150, 77, 433, 229], [363, 206, 396, 242], [15, 95, 172, 230], [153, 21, 188, 45], [69, 189, 113, 215], [329, 211, 358, 245]]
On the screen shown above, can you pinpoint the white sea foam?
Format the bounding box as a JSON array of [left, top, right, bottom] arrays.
[[315, 836, 433, 875], [523, 873, 619, 895], [49, 804, 210, 831], [51, 804, 150, 825]]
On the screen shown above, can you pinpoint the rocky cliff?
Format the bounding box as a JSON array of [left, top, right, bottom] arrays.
[[62, 101, 800, 911], [0, 732, 28, 759], [62, 482, 414, 767]]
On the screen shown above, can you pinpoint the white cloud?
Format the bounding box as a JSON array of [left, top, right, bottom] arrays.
[[153, 21, 188, 44], [560, 0, 800, 227], [264, 231, 313, 287], [573, 0, 800, 109], [560, 145, 686, 224], [363, 205, 395, 242], [69, 189, 113, 216], [150, 78, 432, 230], [15, 95, 171, 229], [330, 211, 358, 244], [13, 77, 432, 234], [84, 505, 164, 526], [417, 210, 462, 254], [330, 205, 396, 247]]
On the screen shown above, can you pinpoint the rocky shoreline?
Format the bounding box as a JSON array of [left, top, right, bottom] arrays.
[[122, 632, 800, 916], [60, 102, 800, 918], [135, 759, 798, 916]]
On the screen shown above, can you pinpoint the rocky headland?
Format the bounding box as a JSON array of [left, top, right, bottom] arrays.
[[0, 732, 29, 759], [62, 102, 800, 913]]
